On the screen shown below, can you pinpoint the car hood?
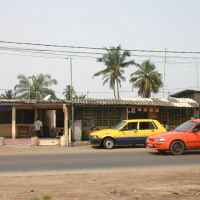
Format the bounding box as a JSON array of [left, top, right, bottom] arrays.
[[148, 130, 185, 139], [90, 129, 117, 136]]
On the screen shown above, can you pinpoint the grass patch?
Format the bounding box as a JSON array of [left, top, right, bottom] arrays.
[[26, 194, 50, 200]]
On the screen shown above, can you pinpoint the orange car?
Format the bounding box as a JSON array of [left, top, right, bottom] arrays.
[[146, 119, 200, 155]]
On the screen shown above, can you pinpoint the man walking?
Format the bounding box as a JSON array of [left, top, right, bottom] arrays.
[[33, 117, 43, 137]]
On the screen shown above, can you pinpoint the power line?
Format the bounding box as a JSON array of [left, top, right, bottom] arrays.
[[1, 40, 200, 54], [1, 45, 200, 64]]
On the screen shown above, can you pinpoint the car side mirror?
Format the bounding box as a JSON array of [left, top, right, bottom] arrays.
[[192, 128, 199, 133]]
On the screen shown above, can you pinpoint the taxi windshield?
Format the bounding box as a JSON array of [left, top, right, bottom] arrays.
[[175, 120, 197, 132], [114, 121, 126, 130]]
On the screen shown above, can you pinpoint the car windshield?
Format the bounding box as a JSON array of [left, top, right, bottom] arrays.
[[114, 121, 126, 130], [175, 120, 197, 132]]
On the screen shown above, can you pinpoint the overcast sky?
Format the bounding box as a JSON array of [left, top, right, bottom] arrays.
[[0, 0, 200, 99]]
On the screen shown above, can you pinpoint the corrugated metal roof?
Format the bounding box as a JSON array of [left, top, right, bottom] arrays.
[[0, 98, 198, 108], [73, 98, 199, 108], [0, 99, 70, 105]]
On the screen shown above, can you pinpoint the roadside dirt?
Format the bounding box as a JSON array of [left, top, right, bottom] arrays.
[[0, 145, 200, 200]]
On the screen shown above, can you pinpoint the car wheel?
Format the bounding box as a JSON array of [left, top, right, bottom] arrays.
[[170, 140, 185, 155], [103, 138, 115, 149]]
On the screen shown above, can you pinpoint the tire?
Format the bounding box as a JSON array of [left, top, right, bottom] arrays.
[[170, 140, 185, 155], [102, 138, 115, 149]]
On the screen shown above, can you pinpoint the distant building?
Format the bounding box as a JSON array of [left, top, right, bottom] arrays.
[[170, 90, 200, 118], [170, 89, 200, 104]]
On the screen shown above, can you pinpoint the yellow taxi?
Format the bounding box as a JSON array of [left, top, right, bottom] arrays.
[[89, 119, 166, 149]]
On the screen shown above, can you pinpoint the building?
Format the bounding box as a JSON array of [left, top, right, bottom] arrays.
[[0, 97, 198, 141], [170, 90, 200, 118], [74, 98, 199, 139], [0, 99, 70, 139], [170, 89, 200, 105]]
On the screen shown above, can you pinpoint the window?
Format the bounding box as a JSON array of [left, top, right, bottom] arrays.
[[122, 122, 137, 131], [175, 120, 197, 132], [0, 111, 11, 124], [16, 110, 34, 124], [127, 122, 137, 130], [56, 109, 64, 127], [139, 122, 155, 130]]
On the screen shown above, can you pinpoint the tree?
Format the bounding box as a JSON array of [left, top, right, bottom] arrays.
[[63, 85, 76, 101], [93, 45, 137, 98], [63, 85, 86, 100], [75, 94, 86, 99], [14, 74, 58, 100], [129, 60, 163, 98], [0, 90, 15, 99]]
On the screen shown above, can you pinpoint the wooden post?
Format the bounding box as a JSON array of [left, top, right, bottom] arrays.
[[63, 104, 69, 146], [12, 106, 16, 139], [34, 109, 38, 121]]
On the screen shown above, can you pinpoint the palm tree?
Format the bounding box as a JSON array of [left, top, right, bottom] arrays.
[[75, 93, 86, 99], [63, 85, 76, 101], [15, 74, 58, 100], [129, 60, 163, 98], [93, 45, 137, 98], [63, 85, 87, 100], [0, 90, 15, 99]]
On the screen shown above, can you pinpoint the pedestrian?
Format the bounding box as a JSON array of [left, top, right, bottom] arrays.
[[33, 117, 43, 137]]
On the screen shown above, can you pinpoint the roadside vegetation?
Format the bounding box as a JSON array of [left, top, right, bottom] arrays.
[[0, 46, 163, 100], [26, 194, 50, 200]]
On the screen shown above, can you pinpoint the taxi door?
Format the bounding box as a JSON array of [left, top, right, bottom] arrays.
[[119, 122, 139, 144], [138, 121, 159, 138], [187, 123, 200, 148]]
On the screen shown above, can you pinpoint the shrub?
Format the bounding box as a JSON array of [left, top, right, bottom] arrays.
[[26, 194, 50, 200]]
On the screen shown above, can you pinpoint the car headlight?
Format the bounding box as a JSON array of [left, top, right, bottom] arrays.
[[154, 137, 166, 142], [90, 135, 98, 139]]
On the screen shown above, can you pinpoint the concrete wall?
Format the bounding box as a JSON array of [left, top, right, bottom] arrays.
[[0, 124, 12, 138]]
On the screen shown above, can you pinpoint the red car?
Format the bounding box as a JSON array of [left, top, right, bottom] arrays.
[[146, 119, 200, 155]]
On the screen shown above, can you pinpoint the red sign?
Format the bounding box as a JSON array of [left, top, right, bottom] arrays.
[[128, 107, 160, 113]]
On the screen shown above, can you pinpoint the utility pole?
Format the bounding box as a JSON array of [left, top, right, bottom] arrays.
[[70, 57, 74, 144], [163, 48, 167, 98], [196, 57, 199, 89]]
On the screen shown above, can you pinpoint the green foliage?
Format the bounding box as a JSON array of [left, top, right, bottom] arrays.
[[14, 74, 58, 100], [129, 59, 163, 98], [63, 85, 86, 100], [94, 45, 137, 98], [0, 90, 15, 99], [26, 194, 50, 200], [63, 85, 76, 101]]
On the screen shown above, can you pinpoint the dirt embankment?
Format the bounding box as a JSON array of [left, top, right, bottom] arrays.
[[0, 145, 200, 200], [0, 168, 200, 200]]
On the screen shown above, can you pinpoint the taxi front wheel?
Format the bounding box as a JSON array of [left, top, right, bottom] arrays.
[[103, 138, 115, 149]]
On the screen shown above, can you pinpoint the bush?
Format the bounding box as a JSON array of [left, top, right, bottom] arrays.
[[26, 194, 50, 200]]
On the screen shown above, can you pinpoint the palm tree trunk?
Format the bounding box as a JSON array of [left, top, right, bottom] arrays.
[[113, 88, 116, 98], [116, 80, 120, 98]]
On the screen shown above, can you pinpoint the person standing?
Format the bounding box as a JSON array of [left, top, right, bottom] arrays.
[[33, 117, 43, 137]]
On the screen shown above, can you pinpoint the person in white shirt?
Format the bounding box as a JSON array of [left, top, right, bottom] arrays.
[[33, 118, 43, 137]]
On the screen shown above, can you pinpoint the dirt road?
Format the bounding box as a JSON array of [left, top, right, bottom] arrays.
[[0, 145, 200, 200]]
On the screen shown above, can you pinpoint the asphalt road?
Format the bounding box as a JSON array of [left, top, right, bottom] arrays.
[[0, 148, 200, 173]]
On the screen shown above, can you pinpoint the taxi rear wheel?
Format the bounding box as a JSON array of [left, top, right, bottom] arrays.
[[170, 140, 185, 155], [102, 138, 115, 149]]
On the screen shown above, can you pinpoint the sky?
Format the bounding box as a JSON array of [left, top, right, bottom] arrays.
[[0, 0, 200, 99]]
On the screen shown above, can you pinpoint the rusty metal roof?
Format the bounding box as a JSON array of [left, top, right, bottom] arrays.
[[73, 98, 199, 108]]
